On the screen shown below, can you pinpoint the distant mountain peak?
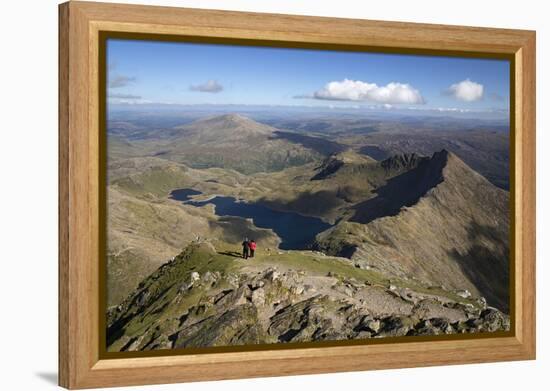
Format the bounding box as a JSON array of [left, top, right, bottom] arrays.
[[217, 113, 248, 122], [165, 113, 322, 174], [203, 113, 251, 125], [183, 113, 275, 137], [199, 113, 263, 126]]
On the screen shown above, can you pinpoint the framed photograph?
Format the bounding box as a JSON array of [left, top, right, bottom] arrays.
[[59, 1, 536, 389]]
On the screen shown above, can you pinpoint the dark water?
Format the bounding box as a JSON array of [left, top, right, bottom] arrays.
[[169, 188, 202, 202], [169, 188, 333, 250]]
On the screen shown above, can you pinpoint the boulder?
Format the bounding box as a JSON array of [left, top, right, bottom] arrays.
[[190, 272, 200, 282], [251, 288, 266, 306], [264, 268, 280, 282]]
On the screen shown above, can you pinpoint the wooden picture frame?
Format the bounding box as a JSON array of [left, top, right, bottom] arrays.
[[59, 1, 536, 389]]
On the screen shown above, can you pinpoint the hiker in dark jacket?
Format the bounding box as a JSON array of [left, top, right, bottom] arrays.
[[242, 238, 250, 259], [249, 239, 257, 258]]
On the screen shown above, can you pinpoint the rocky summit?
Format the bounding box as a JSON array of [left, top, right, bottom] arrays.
[[107, 242, 509, 352]]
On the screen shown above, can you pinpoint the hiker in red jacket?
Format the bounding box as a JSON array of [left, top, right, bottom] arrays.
[[249, 239, 257, 258]]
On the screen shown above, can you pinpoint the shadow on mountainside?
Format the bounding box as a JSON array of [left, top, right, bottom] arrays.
[[448, 221, 510, 313], [350, 151, 447, 224], [260, 189, 344, 218]]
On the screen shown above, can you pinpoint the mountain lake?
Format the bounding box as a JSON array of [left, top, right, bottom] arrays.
[[169, 188, 333, 250]]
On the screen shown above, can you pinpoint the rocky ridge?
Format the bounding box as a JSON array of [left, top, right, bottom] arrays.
[[314, 150, 510, 312]]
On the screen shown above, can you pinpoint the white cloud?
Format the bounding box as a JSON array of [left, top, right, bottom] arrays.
[[305, 79, 425, 104], [446, 79, 484, 102], [190, 80, 224, 93]]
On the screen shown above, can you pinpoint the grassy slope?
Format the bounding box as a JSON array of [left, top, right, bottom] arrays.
[[106, 157, 282, 305], [107, 186, 213, 305], [107, 241, 483, 351]]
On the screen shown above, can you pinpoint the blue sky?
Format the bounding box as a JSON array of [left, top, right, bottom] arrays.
[[107, 39, 510, 115]]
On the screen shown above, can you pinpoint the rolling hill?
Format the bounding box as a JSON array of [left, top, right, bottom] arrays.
[[139, 114, 327, 174]]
